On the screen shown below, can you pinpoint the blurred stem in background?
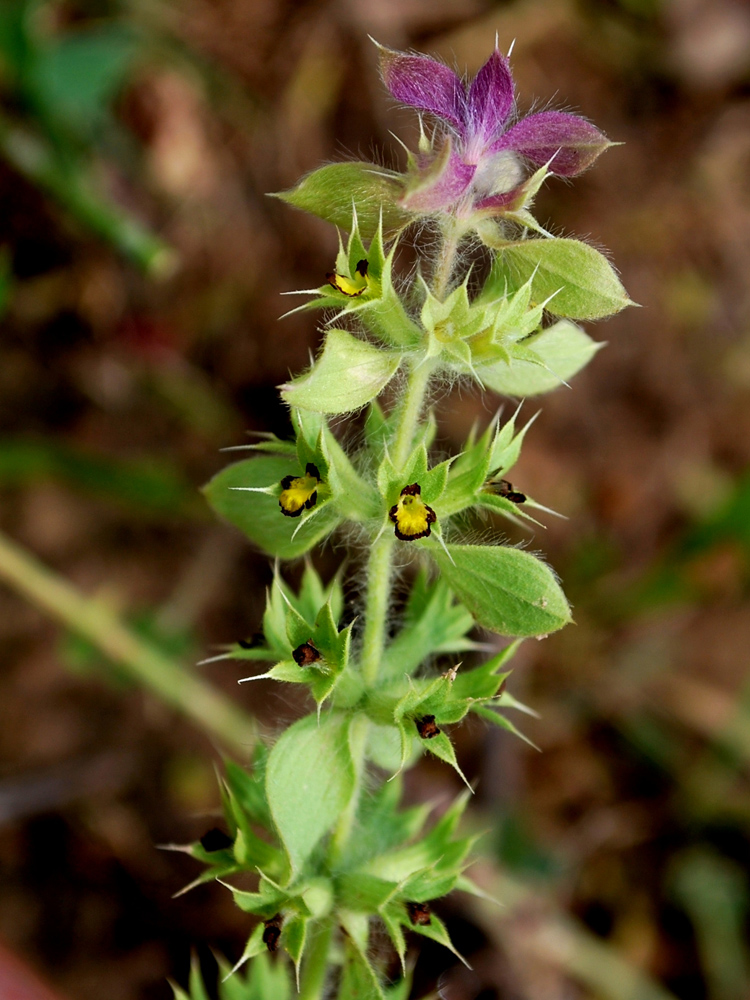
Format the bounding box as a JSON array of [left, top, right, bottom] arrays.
[[0, 113, 176, 276], [0, 529, 255, 753]]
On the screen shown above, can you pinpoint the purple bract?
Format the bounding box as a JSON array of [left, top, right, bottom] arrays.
[[379, 43, 611, 216]]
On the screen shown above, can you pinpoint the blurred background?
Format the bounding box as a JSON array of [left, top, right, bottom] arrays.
[[1, 0, 750, 998]]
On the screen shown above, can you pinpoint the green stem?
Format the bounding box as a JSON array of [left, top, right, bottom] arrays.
[[298, 920, 334, 1000], [432, 219, 462, 301], [326, 221, 464, 970], [360, 219, 462, 688], [391, 359, 434, 471], [359, 534, 395, 688], [0, 529, 255, 753]]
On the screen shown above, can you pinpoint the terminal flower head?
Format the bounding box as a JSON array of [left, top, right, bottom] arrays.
[[378, 42, 611, 215]]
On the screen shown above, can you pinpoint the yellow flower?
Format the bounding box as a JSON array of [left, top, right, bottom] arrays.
[[279, 463, 321, 517], [325, 258, 369, 297], [388, 483, 437, 540]]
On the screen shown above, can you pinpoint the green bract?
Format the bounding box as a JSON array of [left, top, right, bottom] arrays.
[[189, 36, 632, 1000], [280, 329, 401, 415], [274, 162, 409, 239], [267, 712, 356, 873], [486, 238, 633, 320], [479, 319, 603, 396]]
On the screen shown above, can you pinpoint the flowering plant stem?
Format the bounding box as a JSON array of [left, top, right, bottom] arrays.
[[298, 922, 335, 1000], [359, 230, 456, 691], [186, 38, 634, 999]]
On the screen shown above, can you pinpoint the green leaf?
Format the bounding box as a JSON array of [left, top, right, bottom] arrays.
[[366, 723, 413, 773], [451, 642, 520, 701], [420, 731, 471, 789], [341, 778, 431, 870], [229, 922, 267, 974], [430, 544, 571, 637], [407, 911, 469, 967], [337, 938, 386, 1000], [381, 907, 407, 973], [266, 713, 355, 872], [319, 421, 379, 519], [472, 704, 539, 749], [400, 861, 463, 902], [495, 239, 632, 320], [281, 330, 401, 415], [283, 913, 308, 983], [228, 884, 287, 919], [186, 956, 210, 1000], [479, 321, 602, 397], [203, 456, 342, 559], [274, 162, 409, 239], [297, 561, 334, 623], [224, 750, 271, 828], [217, 952, 292, 1000], [363, 792, 471, 882], [487, 407, 536, 476], [380, 572, 475, 679], [336, 873, 399, 912]]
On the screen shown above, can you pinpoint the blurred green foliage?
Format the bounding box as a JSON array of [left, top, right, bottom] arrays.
[[0, 0, 174, 272], [0, 437, 202, 516]]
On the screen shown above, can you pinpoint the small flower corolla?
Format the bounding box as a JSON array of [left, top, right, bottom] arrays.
[[279, 463, 321, 517], [389, 483, 437, 541], [378, 42, 611, 217], [326, 258, 370, 297]]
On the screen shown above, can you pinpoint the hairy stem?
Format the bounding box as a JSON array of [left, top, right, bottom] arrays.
[[432, 219, 462, 301], [392, 359, 434, 471], [359, 533, 395, 688], [361, 219, 463, 689], [0, 529, 255, 753], [328, 223, 464, 926], [298, 920, 334, 1000]]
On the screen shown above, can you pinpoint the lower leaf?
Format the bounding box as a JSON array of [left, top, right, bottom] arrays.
[[430, 543, 571, 637], [266, 713, 355, 873]]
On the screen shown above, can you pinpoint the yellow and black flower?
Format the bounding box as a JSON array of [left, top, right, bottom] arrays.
[[325, 258, 369, 297], [279, 463, 321, 517], [482, 477, 526, 504], [388, 483, 437, 541]]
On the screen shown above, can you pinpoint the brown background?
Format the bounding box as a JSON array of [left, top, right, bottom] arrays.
[[1, 0, 750, 997]]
